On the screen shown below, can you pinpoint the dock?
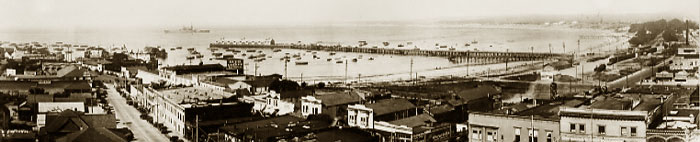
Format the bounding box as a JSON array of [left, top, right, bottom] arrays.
[[210, 42, 572, 63]]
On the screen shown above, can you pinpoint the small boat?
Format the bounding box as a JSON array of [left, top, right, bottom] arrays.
[[76, 48, 86, 51], [329, 52, 336, 55], [170, 48, 175, 51], [352, 58, 358, 62], [368, 57, 374, 60], [295, 61, 309, 65], [222, 55, 234, 58], [242, 54, 247, 56], [398, 44, 404, 47], [292, 54, 301, 58], [246, 50, 256, 52], [336, 60, 343, 64], [471, 40, 478, 44], [273, 49, 282, 52], [257, 51, 263, 53], [65, 51, 73, 53], [187, 48, 195, 51], [255, 58, 265, 62], [248, 56, 256, 59], [212, 53, 223, 56], [176, 46, 183, 49], [186, 55, 195, 60], [449, 48, 456, 50]]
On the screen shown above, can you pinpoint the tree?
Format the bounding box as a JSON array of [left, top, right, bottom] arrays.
[[594, 64, 606, 73], [316, 82, 326, 88], [269, 80, 300, 92]]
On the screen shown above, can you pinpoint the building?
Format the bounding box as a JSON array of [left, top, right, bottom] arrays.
[[36, 102, 86, 128], [347, 99, 417, 129], [149, 86, 238, 138], [219, 115, 330, 142], [647, 109, 699, 142], [38, 110, 128, 142], [670, 48, 699, 71], [443, 84, 502, 123], [559, 93, 669, 142], [467, 99, 586, 142], [0, 80, 92, 95], [300, 90, 361, 118], [159, 64, 238, 87], [245, 91, 296, 116]]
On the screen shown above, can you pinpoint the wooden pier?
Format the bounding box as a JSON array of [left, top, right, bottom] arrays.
[[210, 42, 572, 63]]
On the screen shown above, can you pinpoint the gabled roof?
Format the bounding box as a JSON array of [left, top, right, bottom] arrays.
[[55, 127, 127, 142], [56, 65, 91, 78], [366, 99, 416, 116], [42, 110, 117, 134]]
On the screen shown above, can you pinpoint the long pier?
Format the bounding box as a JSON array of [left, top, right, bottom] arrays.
[[210, 42, 572, 63]]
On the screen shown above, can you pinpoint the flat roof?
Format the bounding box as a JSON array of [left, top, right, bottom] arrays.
[[366, 99, 416, 116], [516, 99, 586, 119], [585, 94, 664, 111], [158, 86, 234, 105], [219, 115, 330, 140], [388, 114, 436, 128]]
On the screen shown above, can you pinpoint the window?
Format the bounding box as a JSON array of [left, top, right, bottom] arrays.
[[546, 131, 552, 142], [472, 130, 482, 140], [514, 127, 521, 142], [487, 132, 494, 142], [630, 127, 637, 136], [598, 125, 606, 135], [569, 123, 576, 133], [579, 124, 585, 133], [570, 123, 576, 132], [528, 129, 538, 142], [621, 127, 628, 136]]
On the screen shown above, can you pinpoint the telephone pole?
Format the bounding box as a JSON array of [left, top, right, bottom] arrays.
[[409, 58, 414, 80]]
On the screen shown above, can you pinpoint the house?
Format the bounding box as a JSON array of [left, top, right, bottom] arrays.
[[300, 90, 361, 118], [38, 110, 127, 142], [441, 84, 502, 123], [247, 91, 296, 116], [243, 75, 281, 95], [347, 99, 417, 129], [36, 102, 86, 128]]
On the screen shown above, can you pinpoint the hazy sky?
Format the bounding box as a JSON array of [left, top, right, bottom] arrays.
[[1, 0, 698, 29]]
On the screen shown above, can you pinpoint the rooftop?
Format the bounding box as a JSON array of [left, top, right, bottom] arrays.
[[158, 86, 234, 106], [516, 99, 586, 119], [388, 114, 436, 128], [0, 80, 92, 91], [313, 90, 361, 106], [585, 93, 665, 111], [219, 115, 330, 141], [162, 64, 226, 75], [365, 99, 416, 116]]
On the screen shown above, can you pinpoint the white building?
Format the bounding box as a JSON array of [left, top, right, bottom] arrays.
[[670, 48, 699, 71], [151, 86, 235, 137], [36, 102, 85, 128], [246, 91, 295, 116]]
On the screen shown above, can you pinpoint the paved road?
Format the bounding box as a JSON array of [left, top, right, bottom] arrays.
[[106, 84, 170, 142]]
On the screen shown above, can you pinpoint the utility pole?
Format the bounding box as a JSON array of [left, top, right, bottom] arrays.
[[530, 46, 534, 65], [563, 42, 566, 53], [344, 59, 348, 84], [195, 115, 199, 142], [284, 60, 288, 79], [505, 49, 509, 71], [409, 58, 414, 80], [254, 62, 258, 77], [466, 51, 470, 76]]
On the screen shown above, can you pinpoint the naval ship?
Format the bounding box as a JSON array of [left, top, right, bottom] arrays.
[[164, 25, 210, 33]]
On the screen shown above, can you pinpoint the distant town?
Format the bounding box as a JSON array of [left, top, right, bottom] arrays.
[[0, 13, 699, 142]]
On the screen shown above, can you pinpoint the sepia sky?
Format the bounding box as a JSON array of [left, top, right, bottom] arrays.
[[0, 0, 698, 29]]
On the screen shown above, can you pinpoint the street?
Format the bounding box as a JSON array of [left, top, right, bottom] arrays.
[[106, 84, 170, 142]]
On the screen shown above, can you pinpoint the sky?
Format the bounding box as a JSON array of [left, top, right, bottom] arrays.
[[0, 0, 698, 29]]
